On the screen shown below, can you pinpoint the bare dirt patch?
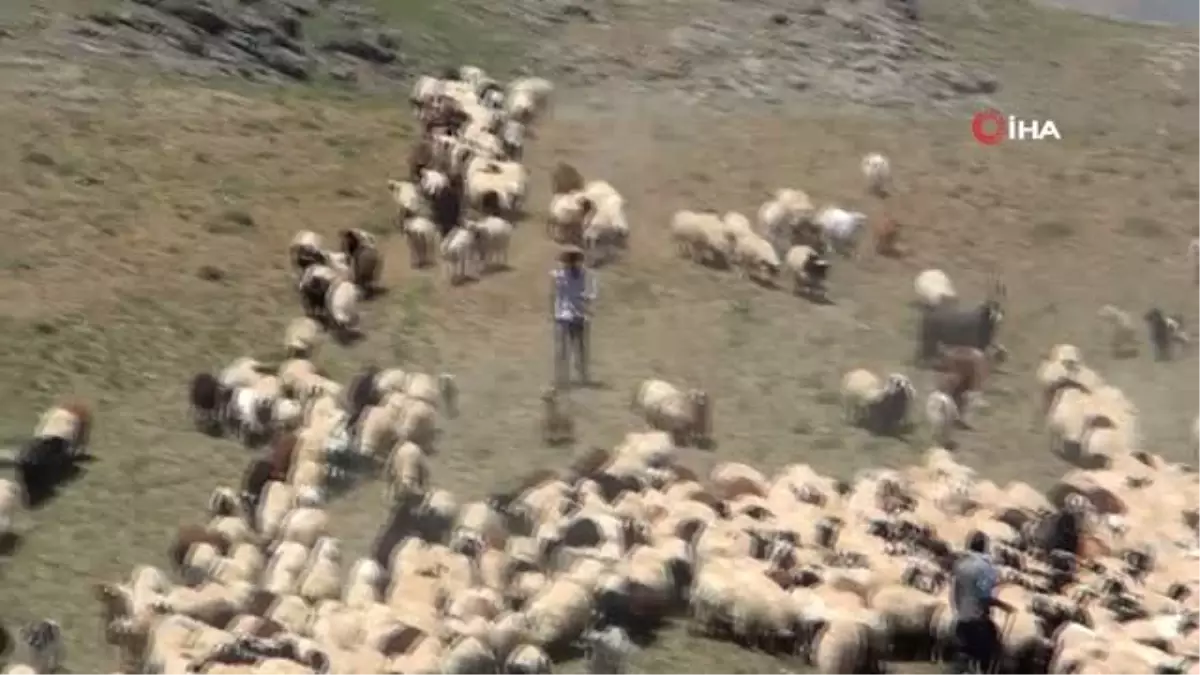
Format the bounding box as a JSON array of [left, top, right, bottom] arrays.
[[0, 0, 1195, 672]]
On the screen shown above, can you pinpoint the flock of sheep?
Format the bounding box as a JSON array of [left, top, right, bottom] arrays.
[[0, 62, 1198, 675]]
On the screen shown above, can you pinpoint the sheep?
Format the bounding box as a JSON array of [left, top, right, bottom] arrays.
[[15, 620, 63, 675], [670, 210, 734, 267], [387, 179, 427, 224], [550, 162, 585, 196], [1145, 308, 1189, 361], [548, 191, 593, 244], [522, 578, 593, 650], [540, 385, 575, 446], [505, 643, 552, 674], [225, 386, 277, 445], [506, 76, 553, 124], [0, 478, 22, 541], [290, 230, 327, 273], [583, 200, 630, 266], [783, 244, 831, 299], [466, 158, 528, 216], [916, 278, 1006, 365], [841, 370, 916, 435], [402, 215, 440, 269], [385, 441, 429, 506], [279, 504, 330, 548], [815, 207, 868, 256], [298, 264, 339, 320], [582, 625, 634, 674], [500, 119, 526, 160], [925, 390, 960, 448], [299, 536, 343, 604], [339, 228, 382, 295], [913, 268, 956, 308], [470, 215, 515, 271], [1098, 305, 1139, 358], [410, 75, 444, 110], [757, 189, 815, 256], [190, 371, 230, 432], [733, 231, 782, 285], [283, 317, 322, 359], [441, 226, 479, 284], [324, 279, 362, 338], [33, 402, 92, 458], [861, 152, 891, 197], [631, 378, 712, 447], [169, 523, 232, 572], [874, 214, 903, 257]]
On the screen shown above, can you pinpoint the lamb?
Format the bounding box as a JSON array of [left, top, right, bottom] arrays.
[[670, 210, 734, 268], [783, 245, 831, 299], [841, 369, 916, 435], [387, 179, 427, 224], [861, 152, 891, 197], [470, 215, 515, 271], [925, 390, 960, 448], [1098, 305, 1139, 358], [540, 385, 575, 446], [385, 441, 429, 506], [500, 119, 526, 160], [630, 378, 712, 447], [441, 226, 479, 284], [814, 207, 868, 256], [733, 232, 782, 285], [913, 269, 957, 308], [401, 215, 439, 269]]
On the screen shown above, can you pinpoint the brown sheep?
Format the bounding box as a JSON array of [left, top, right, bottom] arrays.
[[408, 140, 435, 182], [551, 162, 585, 196], [936, 346, 988, 397], [168, 524, 231, 571], [267, 433, 298, 483]]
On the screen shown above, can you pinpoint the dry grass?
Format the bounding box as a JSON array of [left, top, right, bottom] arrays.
[[0, 0, 1196, 672]]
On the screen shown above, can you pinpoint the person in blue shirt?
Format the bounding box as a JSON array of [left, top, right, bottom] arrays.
[[550, 246, 597, 386], [950, 530, 1014, 674]]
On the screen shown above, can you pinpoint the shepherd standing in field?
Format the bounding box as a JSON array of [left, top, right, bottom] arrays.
[[551, 245, 597, 387]]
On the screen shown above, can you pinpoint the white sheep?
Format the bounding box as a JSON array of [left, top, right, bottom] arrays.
[[401, 371, 460, 417], [814, 206, 868, 256], [325, 279, 361, 335], [757, 189, 814, 254], [343, 558, 384, 608], [925, 390, 960, 448], [631, 378, 712, 446], [466, 157, 527, 215], [420, 168, 450, 200], [913, 268, 957, 308], [733, 231, 782, 284], [385, 441, 429, 505], [290, 230, 325, 272], [547, 191, 593, 243], [500, 119, 526, 160], [861, 152, 891, 197], [506, 76, 554, 124], [441, 226, 479, 283], [298, 536, 343, 604], [783, 245, 830, 298], [283, 317, 322, 359], [399, 215, 439, 270], [1098, 305, 1139, 358], [670, 210, 734, 267], [410, 75, 444, 110], [721, 211, 755, 242], [470, 215, 514, 270], [387, 179, 427, 224], [0, 478, 22, 540], [278, 504, 330, 549]]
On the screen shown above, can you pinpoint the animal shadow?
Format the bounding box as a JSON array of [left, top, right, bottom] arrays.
[[362, 286, 389, 301], [26, 462, 88, 509], [332, 328, 365, 347]]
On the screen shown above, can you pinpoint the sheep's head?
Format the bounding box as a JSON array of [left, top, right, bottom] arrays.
[[685, 389, 711, 439], [313, 536, 342, 563]]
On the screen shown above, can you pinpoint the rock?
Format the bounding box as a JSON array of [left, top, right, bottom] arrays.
[[320, 31, 396, 63], [260, 44, 314, 78], [769, 12, 789, 25], [160, 0, 237, 34]]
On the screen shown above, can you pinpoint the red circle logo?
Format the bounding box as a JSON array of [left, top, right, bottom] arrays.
[[971, 109, 1006, 146]]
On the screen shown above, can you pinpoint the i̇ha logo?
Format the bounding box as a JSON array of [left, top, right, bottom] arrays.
[[971, 109, 1061, 146]]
